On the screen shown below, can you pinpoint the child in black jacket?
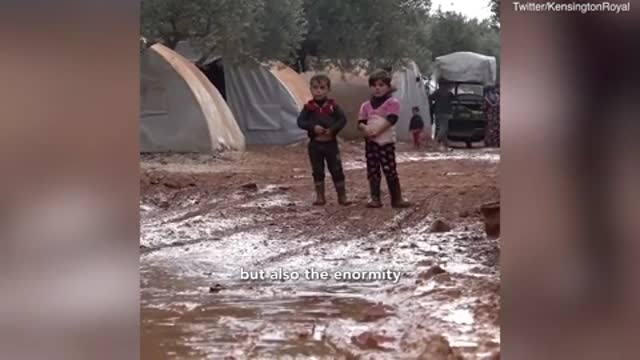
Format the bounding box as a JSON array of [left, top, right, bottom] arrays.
[[409, 106, 425, 149], [297, 74, 350, 206]]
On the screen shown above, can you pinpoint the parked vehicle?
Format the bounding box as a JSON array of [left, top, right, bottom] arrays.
[[449, 81, 487, 147], [431, 52, 497, 148]]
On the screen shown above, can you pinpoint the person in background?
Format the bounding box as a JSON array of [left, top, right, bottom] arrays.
[[297, 74, 351, 206], [483, 83, 500, 147], [357, 69, 411, 209], [430, 81, 455, 152], [408, 106, 425, 149]]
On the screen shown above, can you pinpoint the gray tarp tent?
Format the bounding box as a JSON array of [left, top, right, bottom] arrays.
[[224, 62, 310, 145], [303, 61, 431, 141], [140, 44, 245, 152], [433, 52, 497, 85], [175, 41, 310, 145]]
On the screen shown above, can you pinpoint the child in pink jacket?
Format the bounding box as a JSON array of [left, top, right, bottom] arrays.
[[358, 69, 411, 208]]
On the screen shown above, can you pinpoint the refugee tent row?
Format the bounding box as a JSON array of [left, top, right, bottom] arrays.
[[141, 43, 310, 152], [141, 43, 431, 152]]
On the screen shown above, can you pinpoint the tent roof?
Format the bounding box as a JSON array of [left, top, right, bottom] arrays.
[[268, 62, 311, 108], [140, 44, 245, 152], [174, 41, 222, 66]]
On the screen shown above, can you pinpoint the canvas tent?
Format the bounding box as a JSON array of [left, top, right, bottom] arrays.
[[224, 62, 310, 145], [433, 52, 497, 85], [140, 43, 245, 152], [175, 41, 311, 145], [303, 61, 431, 141]]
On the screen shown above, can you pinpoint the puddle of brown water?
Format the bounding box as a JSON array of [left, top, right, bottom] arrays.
[[141, 219, 499, 359], [142, 267, 381, 358], [140, 180, 499, 359]]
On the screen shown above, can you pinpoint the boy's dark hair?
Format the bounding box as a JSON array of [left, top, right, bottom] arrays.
[[310, 74, 331, 89], [412, 106, 420, 112], [368, 69, 392, 87]]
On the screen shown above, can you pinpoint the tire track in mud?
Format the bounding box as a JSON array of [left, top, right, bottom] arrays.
[[250, 207, 423, 268], [141, 188, 306, 254], [160, 188, 288, 224], [141, 223, 265, 255], [141, 179, 491, 274]]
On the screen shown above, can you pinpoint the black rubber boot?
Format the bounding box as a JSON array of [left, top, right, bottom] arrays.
[[388, 178, 411, 208], [334, 181, 351, 206], [313, 181, 326, 206], [366, 180, 383, 208]]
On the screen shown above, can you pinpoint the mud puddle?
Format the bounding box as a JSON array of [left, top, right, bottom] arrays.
[[141, 146, 500, 359], [141, 193, 499, 359]]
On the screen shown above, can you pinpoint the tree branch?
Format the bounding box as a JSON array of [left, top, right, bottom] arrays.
[[194, 18, 212, 38]]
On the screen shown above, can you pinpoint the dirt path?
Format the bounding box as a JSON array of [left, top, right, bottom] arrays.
[[140, 142, 500, 359]]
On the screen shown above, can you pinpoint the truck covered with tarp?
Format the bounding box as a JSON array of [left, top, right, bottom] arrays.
[[431, 52, 497, 147], [433, 52, 497, 85]]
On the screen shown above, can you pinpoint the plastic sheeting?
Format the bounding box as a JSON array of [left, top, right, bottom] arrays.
[[433, 52, 497, 85], [224, 62, 308, 145], [140, 44, 245, 153]]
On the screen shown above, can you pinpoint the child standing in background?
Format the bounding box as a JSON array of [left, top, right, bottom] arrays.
[[408, 106, 425, 149], [297, 74, 351, 206], [358, 70, 411, 208]]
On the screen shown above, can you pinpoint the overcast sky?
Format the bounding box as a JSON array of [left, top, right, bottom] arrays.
[[430, 0, 493, 20]]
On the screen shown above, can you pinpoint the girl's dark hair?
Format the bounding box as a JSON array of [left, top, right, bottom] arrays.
[[310, 74, 331, 89], [368, 69, 392, 87]]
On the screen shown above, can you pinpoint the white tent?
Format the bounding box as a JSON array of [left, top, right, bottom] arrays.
[[303, 61, 431, 141], [175, 41, 310, 145], [140, 44, 245, 152], [433, 52, 497, 85], [392, 61, 432, 141]]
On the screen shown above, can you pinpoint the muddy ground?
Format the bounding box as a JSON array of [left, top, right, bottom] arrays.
[[140, 140, 500, 359]]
